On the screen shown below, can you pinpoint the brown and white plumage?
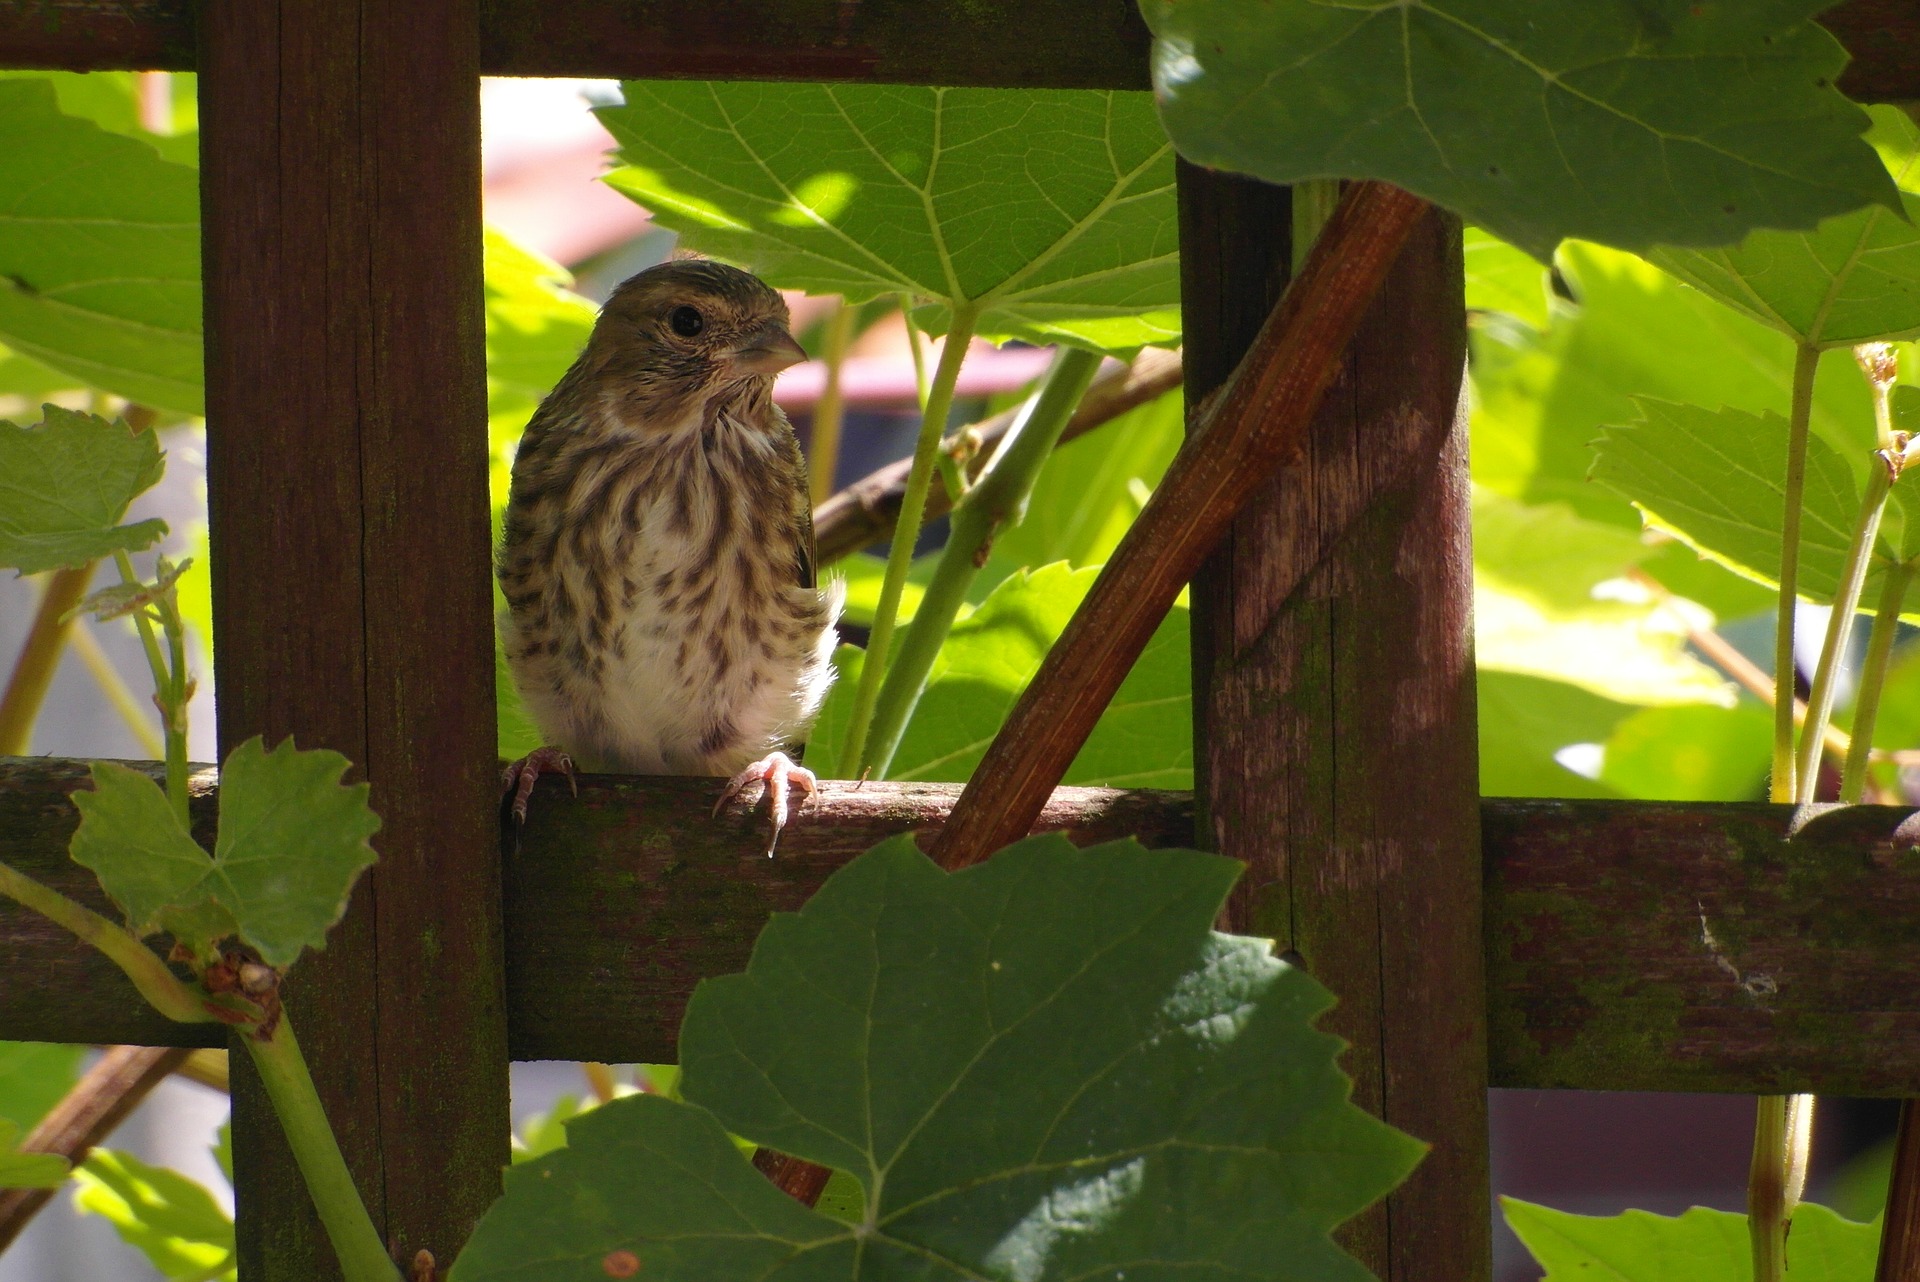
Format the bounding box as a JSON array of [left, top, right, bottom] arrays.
[[497, 260, 841, 848]]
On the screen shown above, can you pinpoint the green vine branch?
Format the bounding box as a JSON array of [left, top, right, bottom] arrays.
[[1771, 343, 1820, 804], [245, 1015, 405, 1282], [864, 345, 1103, 779], [841, 303, 980, 775], [0, 859, 210, 1025], [0, 563, 95, 756]]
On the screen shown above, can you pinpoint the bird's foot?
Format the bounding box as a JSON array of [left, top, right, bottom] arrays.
[[501, 746, 577, 823], [714, 752, 816, 857]]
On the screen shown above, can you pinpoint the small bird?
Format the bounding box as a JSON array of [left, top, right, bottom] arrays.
[[497, 259, 842, 853]]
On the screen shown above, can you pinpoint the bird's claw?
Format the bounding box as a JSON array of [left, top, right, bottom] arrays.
[[502, 746, 577, 824], [714, 752, 816, 856]]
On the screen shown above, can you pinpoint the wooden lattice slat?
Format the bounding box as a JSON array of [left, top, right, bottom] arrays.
[[196, 1, 506, 1274], [0, 0, 1914, 100], [6, 763, 1918, 1097]]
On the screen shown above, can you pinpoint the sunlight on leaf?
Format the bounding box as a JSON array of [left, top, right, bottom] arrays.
[[1142, 0, 1897, 260], [1650, 105, 1920, 349], [455, 835, 1423, 1281], [808, 563, 1190, 788], [1503, 1197, 1878, 1282], [74, 1148, 236, 1281], [0, 78, 202, 413], [599, 83, 1179, 355]]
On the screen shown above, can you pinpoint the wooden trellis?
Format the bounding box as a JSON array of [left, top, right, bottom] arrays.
[[1, 3, 1917, 1280]]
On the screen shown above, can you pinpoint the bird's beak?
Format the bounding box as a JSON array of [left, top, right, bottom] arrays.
[[727, 324, 808, 377]]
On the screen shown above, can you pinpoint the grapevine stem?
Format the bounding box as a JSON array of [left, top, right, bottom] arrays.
[[0, 564, 94, 755], [864, 346, 1102, 779], [0, 858, 210, 1025], [1795, 464, 1891, 804], [1843, 561, 1912, 802], [243, 1015, 404, 1282], [807, 300, 859, 505], [1750, 1095, 1789, 1282], [840, 305, 979, 775], [1771, 344, 1819, 803], [111, 550, 190, 825]]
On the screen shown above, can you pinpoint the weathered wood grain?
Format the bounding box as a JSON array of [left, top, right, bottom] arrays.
[[1182, 167, 1487, 1280], [930, 180, 1433, 864], [197, 2, 505, 1276], [0, 1, 1913, 101], [1484, 799, 1920, 1096], [6, 762, 1920, 1096]]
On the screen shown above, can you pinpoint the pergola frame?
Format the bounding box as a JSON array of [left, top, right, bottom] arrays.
[[1, 3, 1917, 1279]]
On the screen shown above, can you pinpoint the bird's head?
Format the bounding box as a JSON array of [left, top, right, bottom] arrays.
[[587, 259, 807, 431]]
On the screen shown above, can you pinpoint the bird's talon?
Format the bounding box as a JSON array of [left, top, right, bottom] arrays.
[[502, 746, 576, 824], [716, 753, 816, 856]]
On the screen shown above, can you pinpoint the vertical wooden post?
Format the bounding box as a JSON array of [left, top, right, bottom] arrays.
[[198, 3, 506, 1277], [1182, 163, 1488, 1281]]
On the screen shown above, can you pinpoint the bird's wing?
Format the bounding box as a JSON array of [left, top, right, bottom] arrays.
[[795, 495, 818, 591]]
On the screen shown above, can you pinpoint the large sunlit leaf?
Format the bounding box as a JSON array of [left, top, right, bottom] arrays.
[[483, 227, 595, 464], [1477, 671, 1631, 800], [0, 405, 167, 575], [1465, 227, 1553, 331], [808, 563, 1191, 788], [1503, 1197, 1878, 1281], [455, 835, 1424, 1281], [599, 83, 1180, 355], [1141, 0, 1898, 261], [73, 1148, 236, 1281], [1473, 488, 1731, 706], [0, 78, 201, 413], [1650, 105, 1920, 349], [71, 738, 380, 967], [1597, 700, 1773, 802], [1472, 242, 1877, 519], [1589, 397, 1920, 614]]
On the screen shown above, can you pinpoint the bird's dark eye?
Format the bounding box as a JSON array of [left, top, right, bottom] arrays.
[[668, 305, 705, 338]]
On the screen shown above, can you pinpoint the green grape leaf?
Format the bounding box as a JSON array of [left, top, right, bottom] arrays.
[[0, 1042, 83, 1132], [0, 78, 202, 413], [980, 387, 1183, 576], [483, 227, 594, 456], [456, 835, 1423, 1281], [1473, 487, 1730, 706], [1466, 228, 1553, 331], [1599, 700, 1773, 802], [1141, 0, 1899, 261], [70, 761, 232, 942], [1472, 241, 1877, 522], [1650, 105, 1920, 348], [1477, 671, 1631, 800], [1894, 385, 1920, 437], [203, 736, 380, 967], [599, 83, 1179, 355], [1502, 1197, 1878, 1282], [74, 1148, 236, 1281], [0, 406, 167, 575], [0, 70, 199, 168], [0, 1119, 68, 1190], [72, 738, 380, 967], [1588, 396, 1920, 609], [808, 563, 1191, 788]]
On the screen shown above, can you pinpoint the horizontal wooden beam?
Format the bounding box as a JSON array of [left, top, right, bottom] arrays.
[[2, 758, 1918, 1095], [2, 1, 1915, 101]]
